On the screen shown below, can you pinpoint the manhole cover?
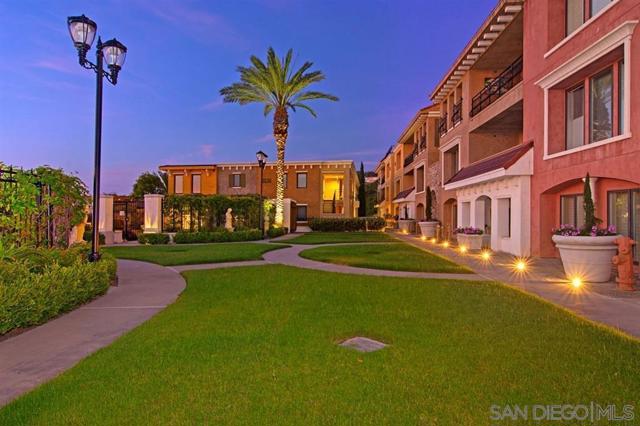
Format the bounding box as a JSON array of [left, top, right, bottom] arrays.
[[339, 337, 387, 352]]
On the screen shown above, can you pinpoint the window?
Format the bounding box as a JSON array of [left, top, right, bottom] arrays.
[[283, 173, 288, 189], [296, 205, 308, 221], [296, 172, 307, 188], [416, 166, 425, 193], [566, 0, 584, 35], [590, 68, 613, 143], [498, 198, 511, 238], [608, 190, 640, 263], [174, 175, 183, 194], [566, 85, 585, 149], [591, 0, 612, 16], [560, 194, 585, 228], [191, 174, 201, 194], [618, 60, 624, 134], [230, 173, 245, 188], [443, 145, 459, 182]]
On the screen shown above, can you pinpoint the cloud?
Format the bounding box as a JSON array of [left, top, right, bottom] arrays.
[[200, 98, 224, 112], [200, 144, 214, 158], [254, 133, 273, 143], [32, 58, 82, 76], [136, 0, 245, 47]]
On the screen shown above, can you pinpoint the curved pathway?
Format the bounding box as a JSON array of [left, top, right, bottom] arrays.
[[0, 260, 185, 407]]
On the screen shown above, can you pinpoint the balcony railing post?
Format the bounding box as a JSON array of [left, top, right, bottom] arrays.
[[470, 56, 523, 117]]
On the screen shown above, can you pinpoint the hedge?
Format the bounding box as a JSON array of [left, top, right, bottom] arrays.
[[0, 244, 117, 335], [308, 217, 386, 232], [266, 227, 287, 239], [138, 233, 170, 245], [174, 229, 263, 244]]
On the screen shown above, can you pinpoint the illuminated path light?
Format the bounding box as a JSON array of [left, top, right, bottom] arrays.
[[480, 250, 492, 262], [571, 276, 583, 289]]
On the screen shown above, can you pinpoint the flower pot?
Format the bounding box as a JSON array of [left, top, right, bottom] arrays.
[[456, 233, 483, 250], [418, 221, 438, 238], [398, 219, 416, 234], [552, 235, 618, 282]]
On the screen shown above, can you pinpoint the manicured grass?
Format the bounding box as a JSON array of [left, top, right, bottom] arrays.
[[286, 231, 393, 244], [301, 243, 472, 273], [103, 243, 287, 266], [2, 265, 639, 424]]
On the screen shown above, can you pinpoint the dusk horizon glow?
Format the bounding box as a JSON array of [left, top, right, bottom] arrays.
[[0, 0, 494, 193]]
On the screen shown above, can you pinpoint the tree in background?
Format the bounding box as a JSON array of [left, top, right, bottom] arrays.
[[582, 173, 596, 232], [220, 47, 338, 226], [132, 171, 167, 198], [358, 162, 366, 216]]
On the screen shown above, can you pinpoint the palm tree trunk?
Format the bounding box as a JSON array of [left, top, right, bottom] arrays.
[[273, 107, 289, 226]]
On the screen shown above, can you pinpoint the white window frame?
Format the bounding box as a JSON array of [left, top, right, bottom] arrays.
[[536, 20, 635, 160], [191, 173, 201, 194], [174, 174, 184, 194], [296, 172, 308, 189], [231, 173, 242, 188]]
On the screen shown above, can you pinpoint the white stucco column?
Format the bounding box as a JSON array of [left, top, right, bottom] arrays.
[[98, 195, 113, 233], [144, 194, 164, 233], [490, 197, 500, 252]]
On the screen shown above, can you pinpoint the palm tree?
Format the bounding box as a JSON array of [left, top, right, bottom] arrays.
[[220, 47, 338, 226]]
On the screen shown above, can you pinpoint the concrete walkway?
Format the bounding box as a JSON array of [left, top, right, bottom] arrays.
[[393, 232, 640, 338], [0, 260, 185, 407]]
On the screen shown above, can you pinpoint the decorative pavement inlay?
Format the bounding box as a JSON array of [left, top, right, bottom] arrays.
[[339, 337, 387, 352]]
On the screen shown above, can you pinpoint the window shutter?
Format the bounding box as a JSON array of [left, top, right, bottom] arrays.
[[228, 174, 234, 187], [240, 174, 246, 187]]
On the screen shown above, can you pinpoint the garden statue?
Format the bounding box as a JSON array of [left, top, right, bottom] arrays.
[[225, 208, 234, 232], [612, 236, 636, 291]]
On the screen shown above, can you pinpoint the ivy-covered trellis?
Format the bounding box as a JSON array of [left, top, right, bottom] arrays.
[[162, 194, 274, 232], [0, 164, 88, 247]]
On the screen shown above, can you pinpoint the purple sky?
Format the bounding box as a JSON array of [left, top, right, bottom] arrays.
[[0, 0, 494, 194]]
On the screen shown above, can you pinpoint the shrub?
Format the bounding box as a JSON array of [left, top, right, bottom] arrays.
[[138, 233, 170, 245], [174, 229, 263, 244], [266, 227, 287, 239], [83, 227, 106, 245], [0, 244, 116, 335], [163, 194, 262, 232], [454, 227, 483, 235], [308, 217, 385, 232]]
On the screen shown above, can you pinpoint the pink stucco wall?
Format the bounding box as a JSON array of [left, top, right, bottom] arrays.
[[523, 0, 640, 257]]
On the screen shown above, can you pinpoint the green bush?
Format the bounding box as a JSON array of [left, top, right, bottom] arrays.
[[0, 244, 116, 335], [266, 227, 287, 239], [308, 217, 386, 232], [137, 233, 170, 245], [163, 194, 262, 232], [83, 227, 106, 245], [174, 229, 263, 244]]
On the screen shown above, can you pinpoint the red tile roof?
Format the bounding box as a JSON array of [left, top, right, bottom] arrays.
[[445, 141, 533, 185], [393, 187, 415, 201]]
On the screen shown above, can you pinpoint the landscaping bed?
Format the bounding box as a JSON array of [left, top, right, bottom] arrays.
[[103, 243, 288, 266], [1, 265, 638, 424], [0, 244, 117, 336], [300, 243, 471, 273]]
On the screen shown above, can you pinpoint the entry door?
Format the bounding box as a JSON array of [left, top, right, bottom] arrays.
[[608, 189, 640, 263]]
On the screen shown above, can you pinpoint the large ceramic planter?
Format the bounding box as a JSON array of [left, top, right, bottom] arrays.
[[552, 235, 618, 282], [398, 219, 416, 234], [418, 221, 438, 238], [456, 234, 483, 250]]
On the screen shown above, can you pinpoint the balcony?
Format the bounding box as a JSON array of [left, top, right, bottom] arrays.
[[403, 147, 417, 167], [438, 113, 448, 137], [470, 56, 523, 117], [322, 199, 344, 214], [379, 176, 385, 185], [452, 99, 462, 125], [419, 135, 426, 150]]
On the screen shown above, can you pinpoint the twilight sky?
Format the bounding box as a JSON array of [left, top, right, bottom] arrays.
[[0, 0, 494, 194]]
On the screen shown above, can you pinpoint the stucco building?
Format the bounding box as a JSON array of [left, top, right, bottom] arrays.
[[160, 160, 359, 223]]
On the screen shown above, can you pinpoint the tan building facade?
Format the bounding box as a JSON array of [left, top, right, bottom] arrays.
[[160, 160, 359, 222]]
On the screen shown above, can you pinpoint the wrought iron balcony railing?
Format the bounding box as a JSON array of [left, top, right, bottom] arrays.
[[419, 135, 426, 150], [452, 98, 462, 125], [438, 113, 448, 137], [470, 56, 523, 117]]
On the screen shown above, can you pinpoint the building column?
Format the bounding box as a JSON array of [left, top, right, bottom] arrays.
[[144, 194, 164, 233], [98, 195, 113, 233]]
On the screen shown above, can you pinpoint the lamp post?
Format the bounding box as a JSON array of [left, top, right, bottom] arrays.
[[256, 150, 268, 237], [67, 15, 127, 261]]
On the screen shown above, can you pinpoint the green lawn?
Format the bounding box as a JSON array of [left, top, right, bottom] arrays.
[[301, 243, 472, 273], [286, 231, 393, 244], [2, 265, 639, 424], [103, 243, 287, 266]]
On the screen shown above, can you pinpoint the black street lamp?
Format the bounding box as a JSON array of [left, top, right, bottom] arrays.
[[67, 15, 127, 261], [256, 150, 268, 236]]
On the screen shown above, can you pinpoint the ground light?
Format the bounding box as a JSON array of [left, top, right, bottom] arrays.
[[430, 238, 437, 244], [571, 276, 583, 289], [459, 245, 468, 254], [513, 258, 529, 273], [420, 235, 427, 241], [480, 250, 492, 262], [442, 241, 450, 248]]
